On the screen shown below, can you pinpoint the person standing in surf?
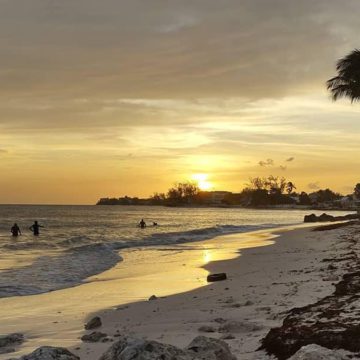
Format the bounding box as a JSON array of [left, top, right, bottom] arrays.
[[139, 219, 146, 228], [10, 223, 21, 236], [29, 221, 44, 236]]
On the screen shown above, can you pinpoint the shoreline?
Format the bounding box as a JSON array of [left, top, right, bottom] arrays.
[[1, 221, 356, 359], [71, 222, 357, 359], [0, 224, 283, 359]]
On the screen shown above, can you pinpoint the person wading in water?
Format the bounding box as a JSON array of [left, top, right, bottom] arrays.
[[10, 223, 21, 237], [29, 221, 44, 236]]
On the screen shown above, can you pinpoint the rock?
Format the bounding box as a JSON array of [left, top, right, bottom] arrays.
[[207, 273, 227, 282], [99, 336, 191, 360], [99, 335, 236, 360], [84, 316, 102, 330], [288, 344, 349, 360], [198, 325, 216, 333], [187, 336, 237, 360], [81, 331, 107, 342], [0, 333, 24, 354], [304, 214, 318, 223], [304, 213, 359, 224], [148, 295, 158, 301], [17, 346, 79, 360], [318, 213, 335, 222]]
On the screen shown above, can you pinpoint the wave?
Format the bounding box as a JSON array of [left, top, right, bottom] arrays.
[[0, 243, 121, 298], [110, 223, 282, 250], [0, 222, 284, 298]]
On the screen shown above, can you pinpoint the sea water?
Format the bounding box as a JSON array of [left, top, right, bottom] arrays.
[[0, 205, 352, 298]]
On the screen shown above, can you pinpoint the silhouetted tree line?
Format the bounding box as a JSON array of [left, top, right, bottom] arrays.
[[97, 177, 356, 208]]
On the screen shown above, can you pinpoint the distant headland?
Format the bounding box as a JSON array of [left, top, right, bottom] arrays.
[[96, 175, 360, 210]]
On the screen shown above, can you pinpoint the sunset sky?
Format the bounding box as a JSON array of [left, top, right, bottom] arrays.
[[1, 0, 360, 204]]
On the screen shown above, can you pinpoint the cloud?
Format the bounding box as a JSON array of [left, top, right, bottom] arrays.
[[286, 157, 295, 162], [0, 0, 360, 102], [259, 158, 274, 167], [280, 165, 287, 171], [308, 182, 320, 190]]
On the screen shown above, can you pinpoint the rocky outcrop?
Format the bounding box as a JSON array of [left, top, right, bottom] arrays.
[[304, 213, 358, 223], [84, 316, 102, 330], [16, 346, 79, 360], [0, 333, 24, 354], [99, 335, 236, 360], [260, 270, 360, 359]]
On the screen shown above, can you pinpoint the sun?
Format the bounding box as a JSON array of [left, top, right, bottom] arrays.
[[191, 173, 212, 191]]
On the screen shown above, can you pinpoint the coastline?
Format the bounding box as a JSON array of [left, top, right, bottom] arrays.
[[1, 221, 356, 359], [72, 222, 357, 360]]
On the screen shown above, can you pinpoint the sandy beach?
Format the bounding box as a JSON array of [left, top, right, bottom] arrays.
[[1, 221, 358, 359]]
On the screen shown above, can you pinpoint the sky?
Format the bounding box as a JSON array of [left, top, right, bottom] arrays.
[[1, 0, 360, 204]]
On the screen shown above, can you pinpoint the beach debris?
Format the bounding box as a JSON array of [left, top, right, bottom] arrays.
[[198, 325, 216, 333], [219, 320, 263, 333], [98, 335, 236, 360], [84, 316, 102, 330], [288, 344, 350, 360], [148, 295, 158, 301], [0, 333, 24, 355], [81, 331, 107, 342], [207, 273, 227, 282], [15, 346, 79, 360], [260, 270, 360, 359]]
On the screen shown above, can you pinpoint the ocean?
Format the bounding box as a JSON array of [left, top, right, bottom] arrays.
[[0, 205, 352, 298]]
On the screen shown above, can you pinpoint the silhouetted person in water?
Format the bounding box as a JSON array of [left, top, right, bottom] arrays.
[[153, 222, 158, 226], [139, 219, 146, 229], [11, 223, 21, 237], [29, 221, 43, 236]]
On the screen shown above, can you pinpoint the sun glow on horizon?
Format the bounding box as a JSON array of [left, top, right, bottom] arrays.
[[191, 173, 213, 191]]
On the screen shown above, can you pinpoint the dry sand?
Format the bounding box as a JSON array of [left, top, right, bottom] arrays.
[[0, 222, 354, 359]]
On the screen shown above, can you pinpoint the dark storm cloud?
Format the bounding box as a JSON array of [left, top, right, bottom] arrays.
[[1, 0, 360, 102]]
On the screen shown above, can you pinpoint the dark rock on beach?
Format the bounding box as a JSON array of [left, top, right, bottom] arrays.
[[15, 346, 79, 360], [304, 213, 358, 223], [81, 331, 107, 342], [84, 316, 102, 330], [0, 333, 24, 354], [186, 336, 236, 360], [207, 273, 227, 282], [99, 335, 236, 360]]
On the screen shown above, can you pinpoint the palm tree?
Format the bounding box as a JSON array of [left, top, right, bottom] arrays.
[[327, 49, 360, 102]]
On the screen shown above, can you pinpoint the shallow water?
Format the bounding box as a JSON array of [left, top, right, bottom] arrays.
[[0, 205, 352, 297]]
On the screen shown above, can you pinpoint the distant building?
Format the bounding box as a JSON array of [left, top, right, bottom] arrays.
[[195, 191, 232, 205]]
